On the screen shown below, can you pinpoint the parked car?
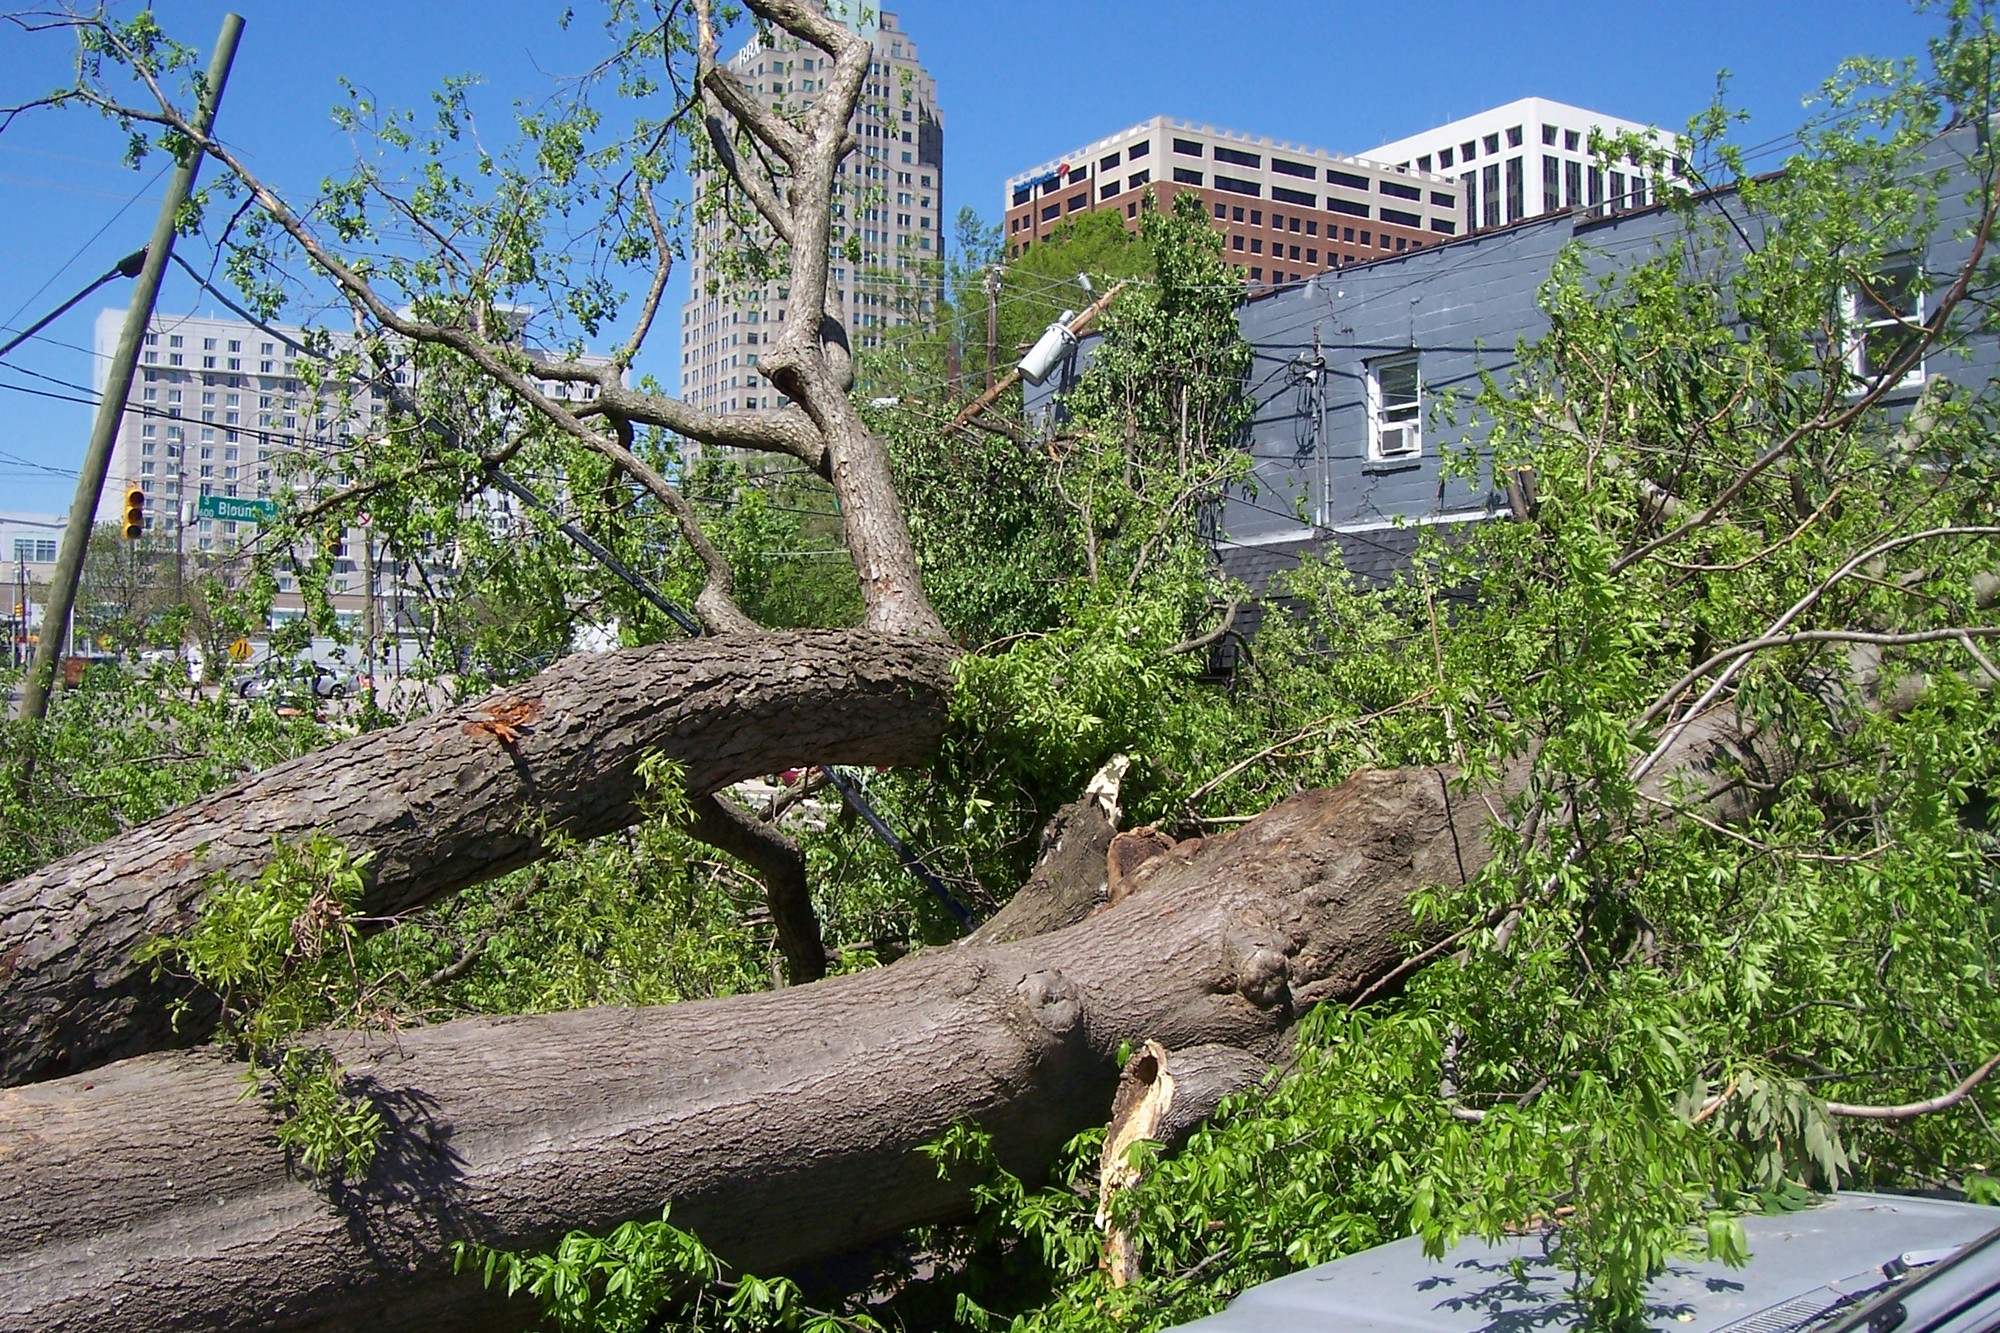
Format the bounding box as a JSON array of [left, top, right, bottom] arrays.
[[1170, 1192, 2000, 1333], [235, 660, 349, 704]]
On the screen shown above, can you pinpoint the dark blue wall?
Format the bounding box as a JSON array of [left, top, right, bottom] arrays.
[[1023, 126, 1995, 600]]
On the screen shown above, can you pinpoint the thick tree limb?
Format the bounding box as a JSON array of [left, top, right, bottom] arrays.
[[686, 791, 825, 983], [963, 755, 1128, 946], [0, 765, 1488, 1333], [0, 630, 955, 1086]]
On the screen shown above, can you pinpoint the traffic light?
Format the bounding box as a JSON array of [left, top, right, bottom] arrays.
[[121, 486, 145, 541], [330, 532, 347, 560]]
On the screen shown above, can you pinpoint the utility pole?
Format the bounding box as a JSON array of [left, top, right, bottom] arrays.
[[21, 12, 244, 724], [984, 267, 1000, 394], [361, 523, 378, 695]]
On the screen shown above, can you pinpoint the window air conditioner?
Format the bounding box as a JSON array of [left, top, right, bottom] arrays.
[[1378, 423, 1419, 458]]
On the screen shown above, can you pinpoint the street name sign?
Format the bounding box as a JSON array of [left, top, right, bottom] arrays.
[[195, 495, 279, 523]]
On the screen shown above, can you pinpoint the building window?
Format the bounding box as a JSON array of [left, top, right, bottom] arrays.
[[1100, 151, 1120, 170], [1328, 168, 1370, 191], [1128, 141, 1149, 158], [1846, 256, 1925, 386], [1565, 159, 1583, 208], [1213, 145, 1260, 169], [1272, 185, 1315, 206], [1439, 146, 1454, 168], [1172, 137, 1203, 157], [1380, 178, 1422, 202], [1128, 169, 1149, 189], [1172, 167, 1203, 186], [1103, 182, 1121, 201], [1250, 238, 1263, 254], [1505, 156, 1524, 221], [1482, 164, 1501, 227], [1506, 125, 1524, 148], [1543, 155, 1561, 212], [1542, 124, 1558, 145], [1213, 201, 1226, 218], [1565, 129, 1582, 151], [1272, 157, 1315, 179], [1367, 353, 1422, 461], [1215, 174, 1260, 196]]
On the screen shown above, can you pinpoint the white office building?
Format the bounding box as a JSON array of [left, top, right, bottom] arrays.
[[1364, 97, 1678, 234], [93, 307, 603, 624], [679, 8, 942, 414]]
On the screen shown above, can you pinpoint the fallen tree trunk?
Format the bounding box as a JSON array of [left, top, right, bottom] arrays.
[[0, 764, 1487, 1333], [0, 629, 957, 1086]]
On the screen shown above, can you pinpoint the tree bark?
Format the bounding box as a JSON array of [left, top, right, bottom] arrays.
[[0, 629, 956, 1087], [687, 791, 825, 984], [0, 764, 1485, 1333], [962, 755, 1128, 947]]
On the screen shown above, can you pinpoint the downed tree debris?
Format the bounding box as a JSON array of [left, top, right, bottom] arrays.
[[0, 629, 956, 1086], [0, 764, 1485, 1333]]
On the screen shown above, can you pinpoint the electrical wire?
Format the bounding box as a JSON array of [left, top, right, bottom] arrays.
[[0, 160, 166, 337], [0, 247, 147, 362]]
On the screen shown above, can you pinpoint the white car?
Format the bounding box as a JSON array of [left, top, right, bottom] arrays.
[[1173, 1192, 2000, 1333]]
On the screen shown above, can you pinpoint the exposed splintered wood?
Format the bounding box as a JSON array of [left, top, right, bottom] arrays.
[[0, 630, 957, 1087], [964, 755, 1129, 946], [1097, 1041, 1271, 1287], [0, 765, 1486, 1333]]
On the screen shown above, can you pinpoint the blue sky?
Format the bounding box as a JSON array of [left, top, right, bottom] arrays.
[[0, 0, 1946, 513]]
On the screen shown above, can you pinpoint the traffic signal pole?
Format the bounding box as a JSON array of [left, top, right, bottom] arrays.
[[20, 13, 244, 725]]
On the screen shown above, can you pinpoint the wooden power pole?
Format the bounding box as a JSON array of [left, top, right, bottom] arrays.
[[21, 13, 245, 724]]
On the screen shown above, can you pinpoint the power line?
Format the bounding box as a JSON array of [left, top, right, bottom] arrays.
[[0, 161, 167, 336], [0, 248, 148, 362], [0, 447, 77, 478]]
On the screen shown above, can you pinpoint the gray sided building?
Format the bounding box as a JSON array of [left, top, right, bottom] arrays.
[[1171, 122, 1996, 613]]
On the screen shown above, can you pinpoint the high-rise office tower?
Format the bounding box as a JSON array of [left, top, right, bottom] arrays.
[[1004, 119, 1461, 285], [678, 8, 942, 414], [1365, 98, 1675, 234]]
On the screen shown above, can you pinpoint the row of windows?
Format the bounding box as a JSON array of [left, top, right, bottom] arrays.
[[1022, 141, 1455, 207], [1456, 154, 1655, 231], [1152, 171, 1451, 218], [1331, 267, 1926, 469], [1409, 124, 1655, 176]]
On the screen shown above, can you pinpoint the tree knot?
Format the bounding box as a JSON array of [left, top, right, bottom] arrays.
[[1019, 968, 1083, 1036]]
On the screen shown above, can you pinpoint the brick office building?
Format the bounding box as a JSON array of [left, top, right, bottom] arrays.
[[1002, 117, 1462, 285]]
